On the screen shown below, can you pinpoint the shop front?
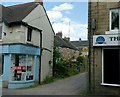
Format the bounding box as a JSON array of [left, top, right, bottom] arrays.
[[93, 35, 120, 87], [0, 43, 40, 89]]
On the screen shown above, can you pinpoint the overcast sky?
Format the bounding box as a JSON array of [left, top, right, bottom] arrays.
[[1, 0, 88, 41]]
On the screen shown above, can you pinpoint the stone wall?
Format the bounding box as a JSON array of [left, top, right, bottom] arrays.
[[88, 2, 120, 95]]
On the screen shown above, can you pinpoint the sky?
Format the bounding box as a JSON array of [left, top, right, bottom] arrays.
[[1, 0, 88, 41]]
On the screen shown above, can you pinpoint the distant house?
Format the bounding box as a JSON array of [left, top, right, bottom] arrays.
[[71, 39, 88, 57], [0, 0, 54, 89], [55, 32, 79, 61]]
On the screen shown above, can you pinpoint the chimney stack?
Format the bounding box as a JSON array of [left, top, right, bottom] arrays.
[[34, 0, 43, 5], [79, 38, 81, 42], [56, 31, 63, 38], [64, 37, 70, 41]]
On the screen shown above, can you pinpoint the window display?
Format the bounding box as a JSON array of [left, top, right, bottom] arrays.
[[11, 55, 34, 81], [26, 56, 34, 80]]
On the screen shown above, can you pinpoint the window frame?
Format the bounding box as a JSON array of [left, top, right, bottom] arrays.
[[27, 27, 32, 42], [101, 48, 120, 87], [10, 54, 34, 82], [109, 9, 120, 31]]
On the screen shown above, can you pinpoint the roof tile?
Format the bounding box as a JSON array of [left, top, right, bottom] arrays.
[[1, 2, 42, 25]]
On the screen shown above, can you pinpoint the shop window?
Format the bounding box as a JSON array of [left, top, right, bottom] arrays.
[[11, 55, 34, 81], [0, 26, 2, 39], [103, 49, 120, 86], [110, 9, 119, 31], [26, 56, 34, 81], [27, 27, 32, 42]]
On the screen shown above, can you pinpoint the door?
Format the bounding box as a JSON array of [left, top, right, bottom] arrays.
[[103, 49, 120, 85]]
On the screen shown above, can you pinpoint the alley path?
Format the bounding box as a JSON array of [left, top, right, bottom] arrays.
[[3, 72, 88, 95]]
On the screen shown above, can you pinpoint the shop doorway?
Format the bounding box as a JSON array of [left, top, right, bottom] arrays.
[[103, 48, 120, 85]]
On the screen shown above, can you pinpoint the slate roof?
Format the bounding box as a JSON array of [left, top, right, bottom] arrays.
[[0, 2, 42, 25], [71, 41, 88, 47], [55, 36, 78, 50]]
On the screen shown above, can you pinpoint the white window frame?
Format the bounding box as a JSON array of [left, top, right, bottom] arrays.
[[109, 9, 120, 32], [101, 48, 120, 87]]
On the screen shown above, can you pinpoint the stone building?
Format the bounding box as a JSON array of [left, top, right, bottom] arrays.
[[55, 32, 79, 61], [0, 0, 54, 88], [88, 2, 120, 95], [71, 39, 88, 57]]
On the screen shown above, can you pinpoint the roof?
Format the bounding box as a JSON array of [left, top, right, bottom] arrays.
[[55, 36, 78, 50], [1, 2, 43, 25], [55, 36, 69, 47], [71, 41, 88, 47]]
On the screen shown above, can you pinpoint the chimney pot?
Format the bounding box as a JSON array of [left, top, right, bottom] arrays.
[[34, 0, 43, 5], [64, 37, 70, 41], [56, 31, 62, 38]]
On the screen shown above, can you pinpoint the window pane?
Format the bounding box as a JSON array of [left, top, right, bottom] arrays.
[[11, 55, 27, 81], [26, 55, 34, 80], [11, 55, 34, 81], [111, 10, 119, 30], [27, 28, 32, 41]]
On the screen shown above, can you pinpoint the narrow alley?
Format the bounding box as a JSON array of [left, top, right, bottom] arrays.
[[3, 72, 88, 95]]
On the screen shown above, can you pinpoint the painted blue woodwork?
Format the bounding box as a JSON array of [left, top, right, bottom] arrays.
[[34, 56, 39, 81], [0, 44, 40, 89], [3, 54, 11, 81], [0, 44, 40, 55], [8, 81, 34, 89]]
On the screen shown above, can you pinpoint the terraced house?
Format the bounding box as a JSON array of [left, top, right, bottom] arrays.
[[55, 32, 79, 61], [0, 0, 54, 89], [88, 2, 120, 95]]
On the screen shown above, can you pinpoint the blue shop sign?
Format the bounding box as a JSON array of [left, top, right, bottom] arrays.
[[96, 36, 105, 44]]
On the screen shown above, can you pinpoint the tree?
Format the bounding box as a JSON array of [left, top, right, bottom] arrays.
[[76, 56, 84, 66], [53, 41, 62, 77]]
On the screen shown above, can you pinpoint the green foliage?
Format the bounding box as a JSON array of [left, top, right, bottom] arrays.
[[68, 67, 79, 76], [54, 60, 80, 78], [54, 60, 69, 78], [53, 41, 62, 68], [76, 56, 84, 66], [53, 46, 61, 64], [53, 41, 86, 79], [42, 76, 54, 84]]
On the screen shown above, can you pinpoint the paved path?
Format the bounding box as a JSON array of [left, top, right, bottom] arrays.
[[3, 72, 88, 95]]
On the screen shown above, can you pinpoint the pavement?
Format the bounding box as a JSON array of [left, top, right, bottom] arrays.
[[2, 72, 88, 95]]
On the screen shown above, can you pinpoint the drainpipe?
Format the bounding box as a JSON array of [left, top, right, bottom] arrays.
[[39, 30, 42, 84]]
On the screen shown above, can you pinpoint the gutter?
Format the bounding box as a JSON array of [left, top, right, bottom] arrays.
[[39, 30, 42, 84]]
